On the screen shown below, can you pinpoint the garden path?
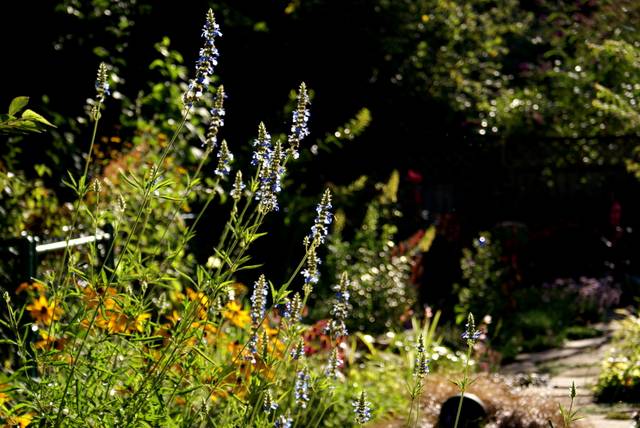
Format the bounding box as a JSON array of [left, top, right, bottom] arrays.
[[502, 321, 638, 428]]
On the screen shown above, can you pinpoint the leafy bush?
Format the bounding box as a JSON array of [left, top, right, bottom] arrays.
[[456, 229, 623, 359], [455, 232, 506, 325], [595, 310, 640, 403], [321, 172, 419, 334], [541, 276, 622, 323]]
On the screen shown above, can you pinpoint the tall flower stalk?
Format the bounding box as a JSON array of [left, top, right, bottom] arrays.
[[53, 10, 223, 426], [183, 9, 222, 108], [453, 313, 480, 428], [353, 391, 372, 425], [407, 333, 430, 426], [328, 272, 350, 341], [287, 82, 310, 159]]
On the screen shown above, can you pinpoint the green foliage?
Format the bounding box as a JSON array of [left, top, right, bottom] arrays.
[[0, 97, 56, 135], [455, 232, 505, 325], [322, 171, 417, 334], [484, 1, 640, 177], [549, 382, 582, 428], [455, 231, 621, 359], [0, 170, 61, 238], [311, 108, 371, 156], [595, 310, 640, 403], [589, 39, 640, 180], [374, 0, 530, 125], [564, 325, 602, 340], [512, 309, 567, 352]]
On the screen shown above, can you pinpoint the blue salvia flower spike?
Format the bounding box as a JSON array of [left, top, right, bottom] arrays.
[[183, 9, 222, 108], [287, 82, 311, 159]]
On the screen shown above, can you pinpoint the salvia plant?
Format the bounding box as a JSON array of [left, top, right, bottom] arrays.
[[0, 9, 372, 427], [406, 333, 430, 427], [452, 312, 481, 428]]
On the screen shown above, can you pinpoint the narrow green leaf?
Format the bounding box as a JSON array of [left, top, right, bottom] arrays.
[[120, 172, 144, 191], [235, 263, 263, 272], [192, 345, 218, 367], [21, 109, 55, 127], [158, 194, 182, 201]]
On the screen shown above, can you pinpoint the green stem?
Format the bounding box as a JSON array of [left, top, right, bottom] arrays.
[[415, 392, 421, 428], [407, 398, 414, 427], [453, 343, 473, 428], [46, 106, 101, 349], [123, 207, 266, 424], [53, 109, 191, 428], [142, 145, 213, 262]]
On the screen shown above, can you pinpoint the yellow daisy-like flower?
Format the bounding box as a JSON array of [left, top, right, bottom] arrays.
[[0, 385, 10, 406], [131, 312, 151, 333], [100, 311, 150, 334], [186, 288, 210, 319], [166, 310, 182, 326], [34, 330, 66, 351], [105, 313, 128, 334], [15, 281, 46, 295], [223, 301, 251, 328], [7, 413, 33, 427], [25, 295, 62, 326]]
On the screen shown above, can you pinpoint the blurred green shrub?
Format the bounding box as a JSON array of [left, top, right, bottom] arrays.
[[455, 232, 505, 326], [595, 309, 640, 403], [319, 171, 419, 334]]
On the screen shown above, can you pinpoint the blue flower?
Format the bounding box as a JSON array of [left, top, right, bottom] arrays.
[[328, 272, 350, 340], [414, 334, 430, 378], [274, 414, 292, 428], [255, 139, 286, 213], [308, 189, 333, 245], [461, 330, 481, 341], [461, 312, 481, 345], [183, 9, 222, 108], [214, 141, 233, 177], [290, 338, 305, 360], [325, 347, 342, 379], [294, 367, 310, 408], [250, 275, 269, 327], [353, 391, 372, 424], [301, 244, 320, 287], [230, 170, 245, 200], [251, 122, 272, 167], [263, 389, 278, 414], [245, 333, 258, 364], [204, 85, 226, 149], [95, 62, 110, 103], [287, 82, 311, 159], [282, 293, 302, 323]]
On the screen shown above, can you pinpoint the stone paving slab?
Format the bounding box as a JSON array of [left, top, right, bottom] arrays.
[[561, 366, 601, 377], [584, 414, 636, 428], [564, 336, 609, 349], [550, 375, 595, 388]]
